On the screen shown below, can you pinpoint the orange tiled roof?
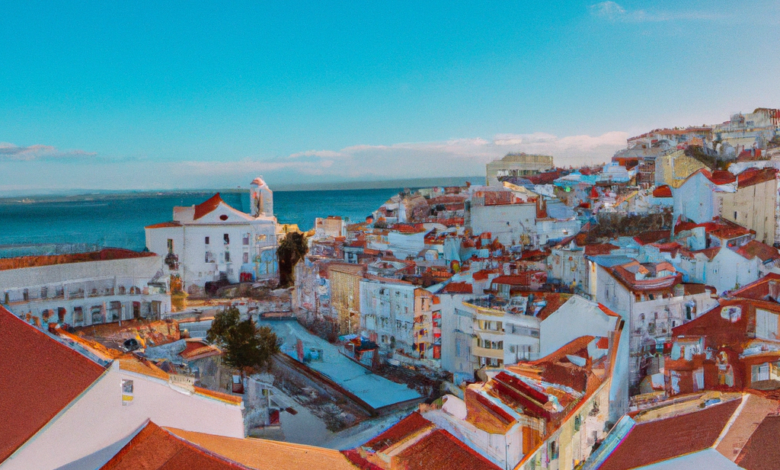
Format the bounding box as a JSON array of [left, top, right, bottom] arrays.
[[145, 221, 182, 229], [0, 248, 155, 271], [167, 427, 357, 470], [194, 193, 226, 220], [598, 399, 741, 470], [101, 421, 247, 470], [362, 412, 434, 453], [440, 282, 473, 294], [0, 306, 106, 462], [395, 429, 500, 470]]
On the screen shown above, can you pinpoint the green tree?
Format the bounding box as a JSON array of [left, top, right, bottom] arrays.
[[206, 306, 280, 376], [277, 231, 308, 287]]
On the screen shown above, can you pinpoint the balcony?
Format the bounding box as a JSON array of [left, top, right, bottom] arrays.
[[472, 346, 504, 360]]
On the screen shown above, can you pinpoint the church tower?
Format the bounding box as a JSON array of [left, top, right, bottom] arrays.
[[249, 177, 273, 218]]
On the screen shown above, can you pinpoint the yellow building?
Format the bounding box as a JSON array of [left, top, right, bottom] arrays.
[[328, 264, 365, 335]]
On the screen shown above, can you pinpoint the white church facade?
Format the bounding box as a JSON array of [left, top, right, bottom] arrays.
[[145, 177, 279, 290]]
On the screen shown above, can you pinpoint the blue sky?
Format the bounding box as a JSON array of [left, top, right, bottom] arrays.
[[1, 0, 779, 192]]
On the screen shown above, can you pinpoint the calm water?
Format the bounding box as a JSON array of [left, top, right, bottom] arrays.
[[0, 188, 400, 256]]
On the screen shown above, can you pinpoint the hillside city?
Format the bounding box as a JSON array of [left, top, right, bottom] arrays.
[[4, 107, 780, 470]]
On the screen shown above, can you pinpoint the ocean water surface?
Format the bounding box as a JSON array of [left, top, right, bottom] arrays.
[[0, 188, 401, 256]]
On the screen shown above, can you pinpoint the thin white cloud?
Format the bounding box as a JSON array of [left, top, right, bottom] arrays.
[[0, 131, 628, 191], [589, 1, 722, 22], [171, 131, 625, 183], [0, 142, 97, 161]]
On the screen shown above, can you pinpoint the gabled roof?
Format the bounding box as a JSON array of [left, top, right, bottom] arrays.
[[735, 240, 780, 263], [394, 429, 499, 470], [597, 399, 741, 470], [736, 415, 780, 470], [194, 193, 227, 220], [440, 282, 473, 294], [0, 306, 107, 462], [361, 412, 434, 453], [167, 427, 357, 470], [101, 421, 248, 470]]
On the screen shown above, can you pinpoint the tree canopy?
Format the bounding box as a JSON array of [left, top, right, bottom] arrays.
[[206, 306, 280, 374]]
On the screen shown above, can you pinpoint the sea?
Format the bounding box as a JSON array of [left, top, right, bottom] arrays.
[[0, 188, 403, 258]]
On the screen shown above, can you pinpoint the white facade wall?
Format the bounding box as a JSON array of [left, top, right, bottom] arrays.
[[0, 256, 170, 327], [470, 203, 536, 246], [539, 296, 618, 359], [3, 362, 244, 470], [438, 294, 475, 380], [359, 281, 416, 354], [672, 172, 719, 224], [147, 222, 277, 288], [682, 248, 760, 294]]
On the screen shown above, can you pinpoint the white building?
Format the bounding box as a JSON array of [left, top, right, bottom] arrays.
[[0, 249, 170, 328], [145, 177, 278, 290], [0, 305, 244, 470]]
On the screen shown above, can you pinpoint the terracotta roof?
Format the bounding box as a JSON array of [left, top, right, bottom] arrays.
[[0, 248, 156, 271], [362, 412, 434, 453], [652, 185, 673, 198], [194, 193, 226, 220], [167, 427, 357, 470], [735, 415, 780, 470], [101, 421, 247, 470], [735, 240, 779, 262], [584, 243, 619, 256], [710, 226, 752, 240], [441, 282, 473, 294], [528, 336, 595, 366], [491, 272, 546, 286], [180, 340, 222, 361], [395, 429, 500, 470], [730, 273, 780, 301], [145, 221, 182, 229], [633, 230, 671, 246], [598, 399, 741, 470], [0, 306, 106, 462], [736, 167, 777, 189]]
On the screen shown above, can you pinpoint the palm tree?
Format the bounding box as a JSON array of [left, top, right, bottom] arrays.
[[277, 231, 308, 286]]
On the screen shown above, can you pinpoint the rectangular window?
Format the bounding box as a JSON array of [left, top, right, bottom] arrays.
[[224, 234, 230, 244], [122, 379, 134, 406], [167, 239, 174, 254], [243, 252, 249, 264], [205, 236, 210, 245], [225, 251, 231, 262], [243, 233, 250, 245]]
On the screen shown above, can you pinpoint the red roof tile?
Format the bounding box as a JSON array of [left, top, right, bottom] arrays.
[[441, 282, 473, 294], [145, 221, 182, 229], [0, 306, 106, 462], [395, 429, 500, 470], [736, 415, 780, 470], [362, 412, 434, 453], [584, 243, 619, 256], [735, 240, 779, 262], [633, 230, 671, 246], [194, 193, 226, 220], [736, 167, 777, 189], [599, 399, 741, 470], [101, 421, 247, 470], [0, 248, 156, 271]]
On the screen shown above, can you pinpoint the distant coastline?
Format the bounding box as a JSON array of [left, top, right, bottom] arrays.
[[0, 175, 483, 202]]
